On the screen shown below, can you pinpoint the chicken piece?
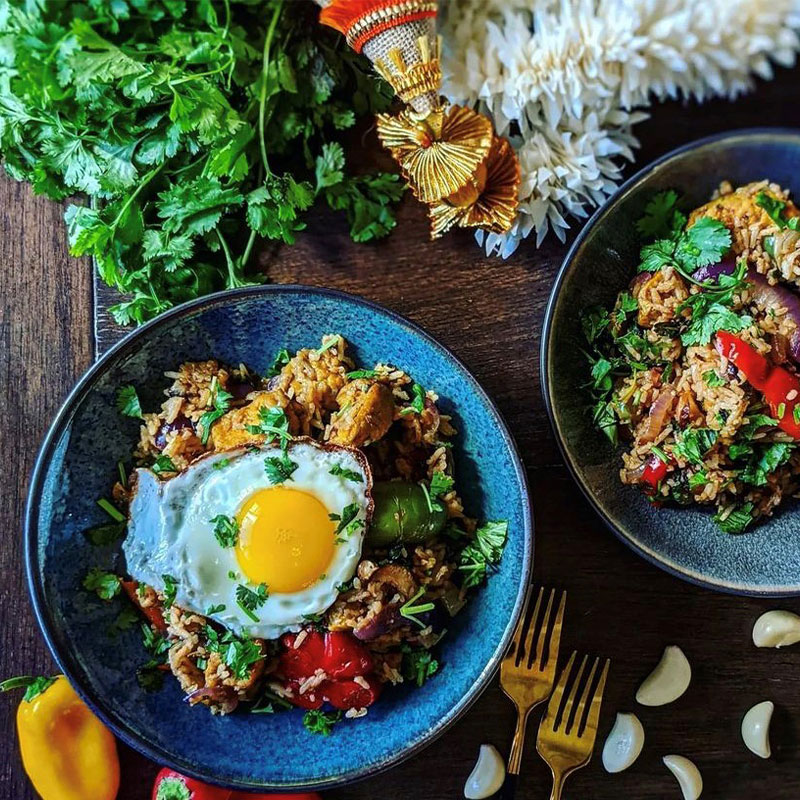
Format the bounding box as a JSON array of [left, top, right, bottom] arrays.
[[210, 390, 299, 451], [326, 379, 395, 447]]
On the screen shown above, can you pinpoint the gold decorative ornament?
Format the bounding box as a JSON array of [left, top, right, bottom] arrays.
[[376, 104, 493, 203], [429, 136, 521, 239], [373, 35, 442, 109]]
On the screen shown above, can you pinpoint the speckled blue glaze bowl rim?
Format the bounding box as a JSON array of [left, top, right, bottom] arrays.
[[25, 283, 533, 789], [542, 127, 800, 598]]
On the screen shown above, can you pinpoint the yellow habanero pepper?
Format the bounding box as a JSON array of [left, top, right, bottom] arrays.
[[16, 675, 120, 800]]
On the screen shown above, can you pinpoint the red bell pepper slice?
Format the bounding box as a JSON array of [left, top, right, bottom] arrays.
[[322, 631, 373, 679], [640, 454, 669, 493], [715, 331, 800, 438], [279, 631, 325, 680], [121, 579, 168, 633], [323, 675, 382, 710]]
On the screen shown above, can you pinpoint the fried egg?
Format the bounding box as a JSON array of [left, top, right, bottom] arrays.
[[122, 439, 372, 639]]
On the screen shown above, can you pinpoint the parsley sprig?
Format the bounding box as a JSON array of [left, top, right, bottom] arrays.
[[198, 377, 233, 444], [458, 521, 508, 589], [236, 583, 269, 622], [211, 515, 239, 548], [303, 709, 342, 735]]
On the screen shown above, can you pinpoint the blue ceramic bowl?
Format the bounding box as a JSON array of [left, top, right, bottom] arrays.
[[26, 285, 532, 790], [543, 128, 800, 596]]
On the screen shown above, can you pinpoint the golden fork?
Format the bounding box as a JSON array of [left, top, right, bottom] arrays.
[[536, 650, 611, 800], [498, 587, 566, 798]]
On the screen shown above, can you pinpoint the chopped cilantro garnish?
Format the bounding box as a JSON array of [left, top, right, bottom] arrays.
[[688, 470, 708, 490], [117, 461, 127, 488], [649, 445, 670, 464], [116, 385, 144, 419], [236, 583, 269, 622], [206, 603, 226, 615], [430, 471, 455, 507], [213, 458, 231, 471], [198, 377, 233, 445], [703, 370, 726, 388], [83, 568, 121, 601], [400, 644, 440, 687], [741, 442, 795, 487], [755, 191, 800, 230], [245, 406, 292, 450], [794, 405, 800, 425], [458, 520, 508, 589], [228, 570, 238, 581], [331, 503, 363, 543], [97, 497, 125, 523], [636, 190, 687, 240], [108, 606, 140, 637], [399, 587, 435, 628], [264, 452, 298, 484], [205, 626, 262, 679], [84, 521, 126, 547], [303, 709, 342, 735], [161, 574, 178, 608], [136, 663, 165, 692], [210, 515, 239, 548], [266, 348, 291, 378], [152, 454, 177, 475], [777, 403, 787, 419], [672, 428, 718, 465], [316, 336, 341, 356], [346, 369, 379, 379], [400, 383, 426, 416], [329, 463, 364, 483], [0, 675, 57, 702]]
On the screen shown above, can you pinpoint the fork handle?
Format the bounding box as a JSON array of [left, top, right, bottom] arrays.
[[507, 707, 530, 775], [549, 770, 565, 800]]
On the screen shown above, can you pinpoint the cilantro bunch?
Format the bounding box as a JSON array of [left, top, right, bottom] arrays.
[[0, 0, 403, 324]]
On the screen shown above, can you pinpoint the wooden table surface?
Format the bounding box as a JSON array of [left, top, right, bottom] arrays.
[[4, 70, 800, 799]]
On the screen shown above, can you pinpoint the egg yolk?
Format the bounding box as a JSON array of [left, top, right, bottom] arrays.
[[234, 486, 335, 593]]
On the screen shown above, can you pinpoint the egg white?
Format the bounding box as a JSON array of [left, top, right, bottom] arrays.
[[123, 440, 371, 639]]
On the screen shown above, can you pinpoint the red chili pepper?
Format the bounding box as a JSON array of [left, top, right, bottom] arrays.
[[152, 768, 231, 800], [640, 454, 669, 492], [716, 331, 800, 438], [121, 580, 168, 633]]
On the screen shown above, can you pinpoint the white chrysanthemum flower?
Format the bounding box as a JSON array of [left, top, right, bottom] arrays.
[[440, 0, 800, 255]]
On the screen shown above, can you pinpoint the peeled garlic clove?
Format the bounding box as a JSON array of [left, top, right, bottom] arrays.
[[464, 744, 505, 799], [741, 700, 774, 758], [663, 755, 703, 800], [752, 610, 800, 648], [602, 712, 645, 773], [636, 646, 691, 707]]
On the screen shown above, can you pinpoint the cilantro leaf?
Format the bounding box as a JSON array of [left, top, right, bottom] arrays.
[[116, 385, 143, 419], [152, 455, 177, 475], [458, 521, 508, 589], [236, 584, 269, 622], [400, 383, 426, 416], [84, 521, 126, 546], [401, 645, 440, 687], [715, 502, 755, 534], [741, 443, 795, 487], [678, 217, 733, 269], [210, 515, 239, 548], [198, 378, 232, 444], [83, 568, 121, 601], [264, 452, 298, 484], [303, 709, 342, 735], [681, 303, 751, 346], [329, 463, 364, 483], [266, 348, 291, 378], [672, 428, 718, 465], [636, 190, 687, 240], [245, 406, 292, 449], [161, 574, 178, 608]]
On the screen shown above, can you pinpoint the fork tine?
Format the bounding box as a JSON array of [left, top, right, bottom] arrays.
[[528, 588, 555, 669], [542, 590, 566, 670], [572, 656, 599, 734], [517, 586, 544, 666], [582, 659, 611, 739], [543, 650, 576, 726], [560, 654, 588, 732]]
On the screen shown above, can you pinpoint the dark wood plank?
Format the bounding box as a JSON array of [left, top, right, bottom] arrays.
[[3, 65, 800, 799]]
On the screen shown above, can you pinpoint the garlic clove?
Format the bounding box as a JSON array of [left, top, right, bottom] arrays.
[[663, 755, 703, 800], [464, 744, 505, 799], [752, 610, 800, 648], [602, 712, 645, 773], [636, 646, 691, 707], [741, 700, 774, 759]]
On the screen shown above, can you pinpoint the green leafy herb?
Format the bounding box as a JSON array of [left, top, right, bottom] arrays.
[[213, 458, 231, 471], [0, 675, 57, 703], [205, 626, 263, 679], [458, 520, 508, 589], [250, 688, 293, 714], [688, 470, 708, 490], [83, 568, 121, 601], [0, 2, 400, 325], [161, 574, 178, 608], [400, 383, 426, 416], [211, 515, 239, 548], [755, 191, 800, 230], [316, 335, 342, 356], [740, 414, 779, 439], [84, 521, 126, 547], [303, 709, 342, 736], [636, 190, 687, 240], [331, 502, 363, 543], [399, 587, 435, 628], [206, 603, 226, 615], [715, 502, 755, 534], [116, 385, 144, 419], [264, 452, 298, 484], [97, 497, 125, 523], [136, 664, 165, 692], [346, 369, 379, 379], [400, 645, 440, 687], [236, 583, 269, 622], [672, 428, 718, 465], [741, 443, 795, 487], [245, 405, 292, 450], [266, 348, 291, 378], [108, 605, 140, 637], [152, 455, 178, 474], [198, 378, 232, 444], [329, 463, 364, 483], [703, 370, 726, 388], [430, 471, 455, 506]]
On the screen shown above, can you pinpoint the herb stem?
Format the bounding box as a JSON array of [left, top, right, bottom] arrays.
[[258, 0, 284, 176], [216, 229, 245, 288]]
